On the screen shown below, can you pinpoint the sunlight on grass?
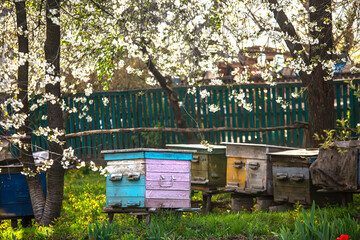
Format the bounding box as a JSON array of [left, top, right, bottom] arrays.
[[1, 168, 359, 239]]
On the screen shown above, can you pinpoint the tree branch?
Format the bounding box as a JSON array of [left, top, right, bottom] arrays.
[[65, 123, 308, 139], [268, 0, 309, 64], [333, 1, 359, 53]]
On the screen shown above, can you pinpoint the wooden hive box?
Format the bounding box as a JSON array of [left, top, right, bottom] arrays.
[[103, 148, 194, 209], [222, 142, 295, 195], [166, 144, 227, 189], [0, 160, 46, 219], [269, 149, 347, 205]]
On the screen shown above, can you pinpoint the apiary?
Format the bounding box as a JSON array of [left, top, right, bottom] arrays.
[[166, 144, 227, 189], [222, 142, 295, 195], [0, 159, 46, 221], [103, 148, 194, 209], [269, 149, 347, 205]]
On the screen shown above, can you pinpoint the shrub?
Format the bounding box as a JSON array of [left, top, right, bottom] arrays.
[[88, 221, 115, 240]]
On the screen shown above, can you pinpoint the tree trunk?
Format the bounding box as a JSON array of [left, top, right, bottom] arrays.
[[305, 75, 334, 147], [305, 0, 334, 147], [40, 0, 65, 226], [15, 0, 46, 223], [270, 0, 335, 147], [145, 57, 197, 143]]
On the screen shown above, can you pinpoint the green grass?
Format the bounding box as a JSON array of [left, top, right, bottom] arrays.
[[1, 169, 359, 240]]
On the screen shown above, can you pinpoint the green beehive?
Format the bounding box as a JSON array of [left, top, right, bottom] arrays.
[[166, 144, 227, 189]]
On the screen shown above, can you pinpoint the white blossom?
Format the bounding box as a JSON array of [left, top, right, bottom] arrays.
[[21, 168, 36, 177], [76, 161, 86, 169], [86, 115, 93, 122], [200, 89, 210, 99], [187, 87, 196, 95], [209, 79, 223, 86], [84, 84, 93, 96], [200, 140, 213, 152], [102, 97, 109, 106], [209, 104, 220, 113], [291, 92, 300, 98], [146, 77, 157, 86], [30, 104, 38, 111]]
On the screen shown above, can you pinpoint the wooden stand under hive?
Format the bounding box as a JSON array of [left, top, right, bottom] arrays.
[[102, 148, 198, 221], [269, 149, 352, 206], [166, 144, 229, 212], [222, 143, 295, 211]]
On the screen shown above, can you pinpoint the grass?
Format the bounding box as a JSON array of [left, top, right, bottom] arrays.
[[1, 168, 359, 239]]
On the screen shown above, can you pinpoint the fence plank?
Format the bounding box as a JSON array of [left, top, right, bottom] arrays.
[[147, 93, 154, 128], [239, 90, 245, 142], [225, 89, 232, 142], [126, 93, 133, 148], [115, 95, 123, 149], [171, 94, 178, 142], [85, 98, 91, 156], [89, 97, 97, 157], [231, 92, 237, 142], [218, 90, 225, 142], [73, 100, 81, 156], [353, 83, 360, 128], [208, 93, 214, 143], [285, 88, 292, 147], [132, 94, 139, 147], [291, 87, 297, 147], [297, 86, 303, 147], [163, 93, 170, 143], [260, 88, 266, 144], [336, 84, 342, 120], [110, 95, 118, 150], [94, 96, 102, 155], [271, 88, 278, 145], [266, 88, 273, 144], [343, 83, 348, 119], [254, 89, 260, 143], [157, 92, 165, 143], [213, 90, 220, 143], [249, 88, 255, 142], [278, 87, 285, 146]]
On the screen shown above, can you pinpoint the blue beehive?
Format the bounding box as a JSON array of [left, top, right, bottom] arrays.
[[103, 148, 194, 209], [0, 162, 46, 218]]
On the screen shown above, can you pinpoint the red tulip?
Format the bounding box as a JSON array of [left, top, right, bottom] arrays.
[[337, 235, 350, 240]]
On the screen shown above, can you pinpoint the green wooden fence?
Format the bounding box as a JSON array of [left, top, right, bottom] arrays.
[[13, 80, 360, 159]]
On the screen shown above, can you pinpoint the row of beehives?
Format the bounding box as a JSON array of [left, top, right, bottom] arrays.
[[168, 143, 350, 206], [103, 143, 360, 210]]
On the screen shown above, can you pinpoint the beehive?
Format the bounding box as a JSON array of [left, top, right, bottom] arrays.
[[166, 144, 227, 188], [222, 142, 295, 195], [0, 162, 46, 219], [103, 148, 194, 209], [269, 149, 346, 205]]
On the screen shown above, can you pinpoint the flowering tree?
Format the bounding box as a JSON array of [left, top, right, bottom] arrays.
[[62, 0, 360, 147], [1, 0, 105, 226], [223, 0, 360, 146], [60, 0, 230, 143], [1, 0, 67, 226], [13, 0, 49, 225]]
